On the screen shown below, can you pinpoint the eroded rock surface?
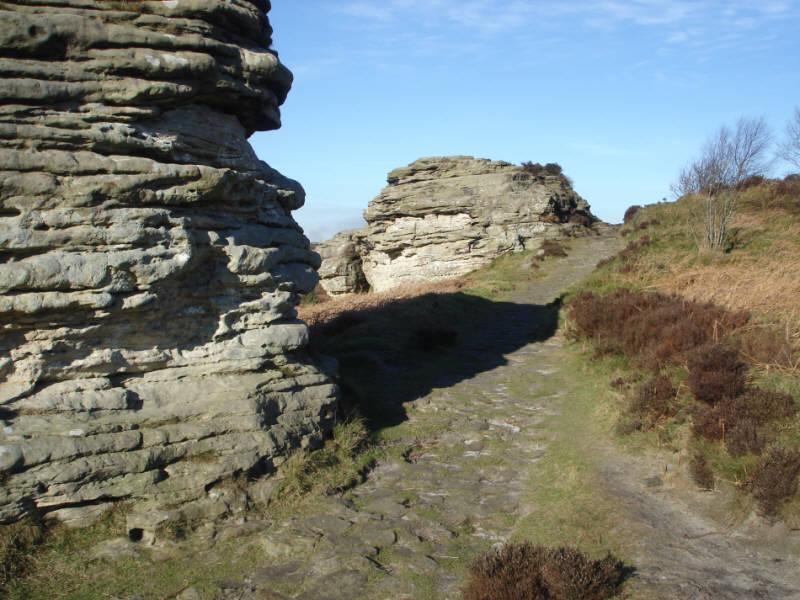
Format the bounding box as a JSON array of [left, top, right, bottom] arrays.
[[317, 156, 595, 294], [0, 0, 336, 522]]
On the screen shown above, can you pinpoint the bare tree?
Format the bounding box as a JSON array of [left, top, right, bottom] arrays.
[[778, 107, 800, 171], [673, 117, 772, 250]]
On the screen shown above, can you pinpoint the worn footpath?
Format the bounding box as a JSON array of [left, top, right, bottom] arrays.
[[111, 228, 800, 600]]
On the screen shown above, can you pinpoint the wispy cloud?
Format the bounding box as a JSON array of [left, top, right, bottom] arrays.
[[332, 0, 800, 49]]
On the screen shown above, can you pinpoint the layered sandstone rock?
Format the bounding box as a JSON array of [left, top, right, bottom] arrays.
[[0, 0, 336, 523], [317, 156, 595, 294]]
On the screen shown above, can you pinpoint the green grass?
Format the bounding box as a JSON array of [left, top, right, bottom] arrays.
[[513, 348, 624, 554], [270, 418, 383, 509], [2, 503, 263, 599]]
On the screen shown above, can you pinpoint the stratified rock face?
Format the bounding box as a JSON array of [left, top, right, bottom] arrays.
[[0, 0, 336, 522], [317, 156, 594, 294]]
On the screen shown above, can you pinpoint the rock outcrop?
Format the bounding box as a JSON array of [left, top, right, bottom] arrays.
[[317, 156, 595, 294], [0, 0, 337, 523]]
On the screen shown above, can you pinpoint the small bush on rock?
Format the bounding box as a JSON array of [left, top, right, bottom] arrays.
[[462, 542, 629, 600], [521, 161, 574, 187]]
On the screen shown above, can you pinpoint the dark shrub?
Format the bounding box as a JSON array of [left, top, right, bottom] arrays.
[[737, 387, 796, 423], [540, 547, 629, 600], [690, 387, 795, 456], [462, 542, 629, 600], [689, 402, 723, 442], [569, 212, 593, 227], [749, 446, 800, 516], [687, 344, 747, 404], [635, 219, 661, 231], [690, 453, 715, 490], [735, 175, 766, 190], [623, 205, 641, 224], [568, 290, 748, 371], [628, 375, 676, 429], [521, 161, 573, 187], [775, 174, 800, 197], [538, 239, 568, 260], [618, 236, 650, 261], [726, 420, 762, 457]]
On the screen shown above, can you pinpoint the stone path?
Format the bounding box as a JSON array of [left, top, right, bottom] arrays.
[[168, 228, 800, 600], [210, 230, 624, 600]]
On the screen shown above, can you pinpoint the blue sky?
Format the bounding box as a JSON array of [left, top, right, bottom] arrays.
[[252, 1, 800, 241]]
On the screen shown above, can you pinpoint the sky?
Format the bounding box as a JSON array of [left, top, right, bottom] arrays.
[[251, 1, 800, 242]]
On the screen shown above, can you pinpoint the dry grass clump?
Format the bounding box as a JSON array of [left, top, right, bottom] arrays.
[[1, 519, 45, 593], [461, 542, 629, 600], [298, 278, 470, 329], [749, 446, 800, 516], [737, 324, 797, 369], [273, 419, 378, 504]]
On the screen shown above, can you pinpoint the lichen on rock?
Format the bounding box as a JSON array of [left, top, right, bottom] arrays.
[[317, 156, 596, 295], [0, 0, 336, 522]]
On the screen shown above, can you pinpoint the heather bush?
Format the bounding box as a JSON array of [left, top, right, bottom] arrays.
[[622, 205, 641, 224], [462, 542, 629, 600], [690, 387, 796, 456], [618, 236, 650, 260], [569, 212, 593, 227], [687, 344, 746, 404], [689, 453, 715, 490], [521, 161, 573, 187], [568, 290, 748, 371], [522, 161, 564, 177], [775, 173, 800, 198], [749, 446, 800, 516], [538, 239, 568, 260], [628, 375, 676, 429], [735, 175, 766, 190]]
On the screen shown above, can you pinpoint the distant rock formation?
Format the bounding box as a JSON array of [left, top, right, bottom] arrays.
[[317, 156, 595, 294], [0, 0, 336, 523]]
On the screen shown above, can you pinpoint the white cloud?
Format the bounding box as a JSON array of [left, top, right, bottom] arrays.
[[329, 0, 800, 73]]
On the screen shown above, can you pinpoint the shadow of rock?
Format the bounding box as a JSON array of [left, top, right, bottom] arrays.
[[308, 291, 562, 430]]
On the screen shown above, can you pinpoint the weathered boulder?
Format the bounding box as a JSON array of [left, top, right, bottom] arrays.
[[0, 0, 336, 522], [317, 156, 595, 294], [315, 229, 369, 296]]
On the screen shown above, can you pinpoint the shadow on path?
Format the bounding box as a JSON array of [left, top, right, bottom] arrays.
[[308, 290, 563, 430]]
